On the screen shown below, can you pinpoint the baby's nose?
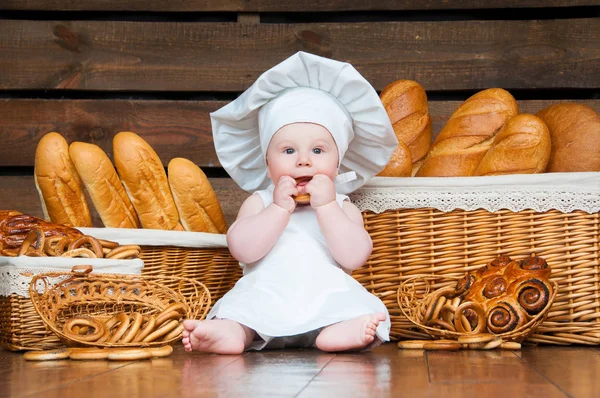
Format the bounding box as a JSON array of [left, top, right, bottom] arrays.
[[297, 157, 311, 167]]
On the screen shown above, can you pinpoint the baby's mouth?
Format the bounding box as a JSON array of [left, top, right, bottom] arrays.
[[294, 176, 312, 187]]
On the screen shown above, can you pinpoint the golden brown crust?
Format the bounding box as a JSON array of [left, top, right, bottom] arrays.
[[69, 141, 140, 228], [0, 212, 82, 250], [380, 80, 432, 165], [34, 132, 92, 227], [377, 139, 412, 177], [113, 132, 182, 230], [168, 157, 228, 233], [474, 114, 551, 176], [417, 88, 518, 177], [536, 103, 600, 172]]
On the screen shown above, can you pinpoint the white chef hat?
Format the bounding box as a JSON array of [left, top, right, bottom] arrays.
[[210, 51, 397, 194]]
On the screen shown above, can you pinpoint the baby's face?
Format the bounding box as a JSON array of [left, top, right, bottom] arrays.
[[266, 123, 339, 183]]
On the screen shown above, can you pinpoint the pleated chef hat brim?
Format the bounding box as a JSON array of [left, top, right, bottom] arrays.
[[210, 51, 398, 194]]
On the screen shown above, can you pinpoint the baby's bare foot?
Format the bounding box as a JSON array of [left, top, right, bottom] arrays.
[[315, 313, 387, 352], [182, 319, 253, 355]]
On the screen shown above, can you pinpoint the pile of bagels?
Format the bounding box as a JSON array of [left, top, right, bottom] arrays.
[[34, 131, 228, 232], [377, 80, 600, 177]]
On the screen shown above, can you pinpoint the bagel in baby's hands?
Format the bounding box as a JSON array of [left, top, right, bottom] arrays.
[[293, 177, 312, 205]]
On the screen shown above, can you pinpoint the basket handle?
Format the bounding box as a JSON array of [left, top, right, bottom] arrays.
[[71, 265, 93, 274]]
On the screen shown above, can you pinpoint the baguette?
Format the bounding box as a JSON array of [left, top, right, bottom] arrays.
[[34, 132, 92, 227], [69, 142, 140, 228], [536, 103, 600, 172], [416, 88, 518, 177], [168, 157, 228, 233], [113, 132, 183, 230], [379, 80, 432, 174], [377, 139, 412, 177], [474, 114, 551, 176]]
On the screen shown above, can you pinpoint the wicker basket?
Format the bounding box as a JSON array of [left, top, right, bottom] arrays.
[[350, 173, 600, 345], [397, 274, 558, 343], [0, 256, 143, 351], [78, 228, 242, 303], [29, 266, 211, 348]]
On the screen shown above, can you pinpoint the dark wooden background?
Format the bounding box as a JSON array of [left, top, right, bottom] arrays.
[[0, 1, 598, 227]]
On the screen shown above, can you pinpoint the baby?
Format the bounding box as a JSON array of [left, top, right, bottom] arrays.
[[182, 52, 398, 354]]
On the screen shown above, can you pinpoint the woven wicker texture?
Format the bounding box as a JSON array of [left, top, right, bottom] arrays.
[[397, 275, 558, 343], [139, 246, 241, 303], [353, 208, 600, 345], [29, 267, 211, 348], [0, 294, 62, 350]]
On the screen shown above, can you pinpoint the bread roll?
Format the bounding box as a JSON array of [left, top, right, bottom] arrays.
[[377, 139, 412, 177], [380, 80, 432, 168], [474, 114, 551, 176], [536, 103, 600, 172], [113, 132, 183, 230], [34, 132, 92, 227], [168, 157, 228, 233], [416, 88, 518, 177], [69, 142, 140, 228]]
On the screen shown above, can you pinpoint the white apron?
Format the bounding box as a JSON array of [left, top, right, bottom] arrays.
[[207, 186, 391, 349]]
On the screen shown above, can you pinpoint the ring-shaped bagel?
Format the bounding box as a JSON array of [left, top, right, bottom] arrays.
[[63, 316, 105, 342]]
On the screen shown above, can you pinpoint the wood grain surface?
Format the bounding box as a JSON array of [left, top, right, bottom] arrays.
[[0, 99, 597, 167], [0, 19, 598, 92], [1, 0, 597, 11]]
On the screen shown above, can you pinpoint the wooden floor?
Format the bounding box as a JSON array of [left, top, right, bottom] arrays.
[[2, 343, 599, 398]]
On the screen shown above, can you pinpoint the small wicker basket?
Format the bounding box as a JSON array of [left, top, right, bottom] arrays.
[[397, 275, 558, 343], [28, 265, 211, 348]]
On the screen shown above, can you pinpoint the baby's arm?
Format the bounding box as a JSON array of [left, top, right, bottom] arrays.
[[315, 200, 373, 271], [226, 193, 291, 264]]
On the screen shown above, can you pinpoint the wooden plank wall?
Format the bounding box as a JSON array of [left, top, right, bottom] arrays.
[[0, 1, 598, 227]]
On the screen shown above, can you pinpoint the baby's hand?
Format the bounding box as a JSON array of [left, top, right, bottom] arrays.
[[273, 176, 298, 213], [305, 174, 336, 208]]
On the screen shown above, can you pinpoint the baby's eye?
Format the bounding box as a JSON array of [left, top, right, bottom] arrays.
[[312, 148, 322, 154], [285, 148, 295, 154]]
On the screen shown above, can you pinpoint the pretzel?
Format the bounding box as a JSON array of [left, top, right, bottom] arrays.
[[63, 316, 105, 342], [24, 348, 71, 361], [101, 312, 131, 343], [68, 236, 104, 258], [454, 301, 487, 334], [106, 245, 141, 259], [457, 333, 495, 345], [142, 319, 180, 342], [396, 340, 426, 349], [98, 239, 119, 249], [61, 248, 97, 258], [162, 323, 185, 341], [69, 348, 110, 360], [133, 315, 156, 343], [107, 348, 153, 361], [119, 312, 143, 343], [44, 236, 71, 256], [18, 228, 45, 256], [423, 340, 461, 351], [154, 303, 186, 326], [149, 345, 174, 358]]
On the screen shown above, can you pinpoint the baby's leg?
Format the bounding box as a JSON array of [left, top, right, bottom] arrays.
[[182, 319, 255, 354], [315, 313, 387, 352]]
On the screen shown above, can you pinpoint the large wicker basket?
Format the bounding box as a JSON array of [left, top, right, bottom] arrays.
[[78, 228, 242, 303], [350, 173, 600, 345], [29, 266, 211, 348], [0, 256, 143, 351]]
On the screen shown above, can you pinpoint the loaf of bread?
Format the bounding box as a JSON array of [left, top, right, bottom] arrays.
[[69, 142, 140, 229], [474, 114, 551, 176], [536, 103, 600, 172], [379, 80, 432, 175], [168, 157, 228, 233], [34, 132, 92, 227], [113, 132, 183, 230], [416, 88, 519, 177], [377, 139, 412, 177]]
